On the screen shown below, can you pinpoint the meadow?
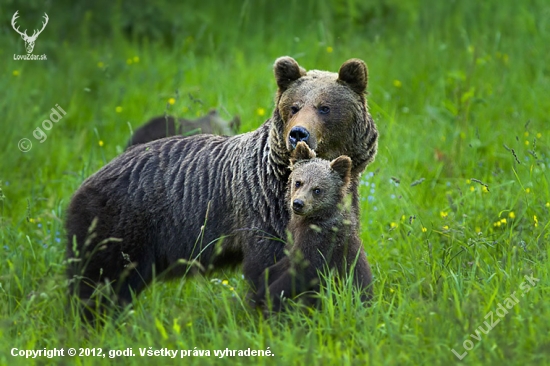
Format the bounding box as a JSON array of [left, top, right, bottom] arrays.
[[1, 0, 549, 365]]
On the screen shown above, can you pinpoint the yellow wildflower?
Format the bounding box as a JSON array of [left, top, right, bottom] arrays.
[[326, 46, 333, 53], [98, 140, 104, 147], [393, 80, 402, 88], [257, 108, 266, 117], [509, 212, 516, 219], [168, 98, 176, 105], [115, 106, 123, 113], [13, 70, 20, 76]]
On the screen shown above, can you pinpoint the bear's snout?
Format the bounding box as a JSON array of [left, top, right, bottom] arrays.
[[289, 126, 310, 149], [292, 199, 305, 214]]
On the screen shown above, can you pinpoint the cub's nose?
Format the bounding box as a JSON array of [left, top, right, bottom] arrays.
[[292, 199, 305, 213], [289, 127, 310, 148]]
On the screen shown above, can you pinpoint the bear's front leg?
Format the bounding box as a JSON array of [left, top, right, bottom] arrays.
[[242, 237, 287, 305], [253, 258, 321, 312], [250, 256, 293, 307], [261, 269, 296, 312], [347, 247, 374, 303]]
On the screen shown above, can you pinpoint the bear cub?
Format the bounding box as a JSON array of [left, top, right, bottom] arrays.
[[126, 109, 240, 149], [253, 142, 373, 311]]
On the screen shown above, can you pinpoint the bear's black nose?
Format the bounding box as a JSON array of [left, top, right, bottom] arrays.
[[289, 127, 310, 148], [292, 199, 304, 212]]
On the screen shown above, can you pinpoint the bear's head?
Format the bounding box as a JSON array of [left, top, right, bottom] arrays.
[[288, 142, 352, 220], [272, 56, 377, 178]]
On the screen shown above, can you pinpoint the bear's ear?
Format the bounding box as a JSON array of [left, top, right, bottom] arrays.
[[290, 141, 316, 165], [230, 115, 241, 131], [330, 155, 352, 183], [337, 59, 368, 94], [274, 56, 305, 92]]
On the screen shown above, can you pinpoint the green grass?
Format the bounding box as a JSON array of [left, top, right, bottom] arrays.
[[1, 0, 549, 365]]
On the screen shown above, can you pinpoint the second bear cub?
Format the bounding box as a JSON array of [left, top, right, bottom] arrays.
[[254, 142, 373, 311]]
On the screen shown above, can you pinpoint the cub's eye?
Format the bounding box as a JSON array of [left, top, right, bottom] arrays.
[[313, 188, 321, 195], [290, 106, 300, 115], [295, 181, 301, 188], [319, 106, 330, 115]]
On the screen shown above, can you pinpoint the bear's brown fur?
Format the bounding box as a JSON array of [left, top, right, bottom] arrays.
[[253, 142, 373, 311], [126, 109, 240, 149], [66, 57, 378, 318]]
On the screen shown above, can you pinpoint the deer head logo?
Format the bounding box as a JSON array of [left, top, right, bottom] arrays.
[[11, 11, 49, 54]]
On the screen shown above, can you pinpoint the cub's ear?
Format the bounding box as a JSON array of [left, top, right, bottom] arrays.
[[290, 141, 316, 165], [274, 56, 306, 92], [337, 59, 368, 94], [230, 115, 241, 131], [330, 155, 352, 183]]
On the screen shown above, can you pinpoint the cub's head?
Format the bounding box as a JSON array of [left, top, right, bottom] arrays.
[[288, 142, 352, 219], [273, 56, 377, 176]]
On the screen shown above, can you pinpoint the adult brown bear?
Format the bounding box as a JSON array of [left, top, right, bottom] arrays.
[[66, 56, 378, 317]]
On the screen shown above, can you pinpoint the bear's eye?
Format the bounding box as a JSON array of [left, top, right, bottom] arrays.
[[290, 106, 300, 115], [313, 188, 322, 195], [295, 181, 301, 188], [319, 106, 330, 115]]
